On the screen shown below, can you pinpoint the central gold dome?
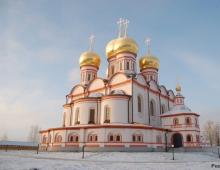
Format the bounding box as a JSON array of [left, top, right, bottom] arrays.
[[139, 55, 159, 71], [106, 37, 138, 59], [79, 51, 100, 68]]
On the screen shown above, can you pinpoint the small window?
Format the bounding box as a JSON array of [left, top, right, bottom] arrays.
[[88, 74, 91, 81], [116, 135, 121, 142], [75, 108, 80, 124], [186, 134, 192, 142], [173, 118, 179, 125], [109, 135, 114, 142], [137, 95, 142, 113], [150, 100, 155, 116], [120, 61, 122, 70], [104, 106, 111, 123], [126, 61, 129, 70], [185, 117, 191, 125], [111, 65, 115, 75]]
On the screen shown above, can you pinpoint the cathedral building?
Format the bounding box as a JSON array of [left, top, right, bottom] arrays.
[[40, 19, 200, 151]]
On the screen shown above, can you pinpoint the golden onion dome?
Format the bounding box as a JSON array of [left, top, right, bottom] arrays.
[[106, 37, 138, 59], [139, 55, 159, 71], [79, 51, 100, 68], [176, 84, 181, 92]]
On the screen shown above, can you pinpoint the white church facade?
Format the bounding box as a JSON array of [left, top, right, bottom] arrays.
[[40, 19, 200, 151]]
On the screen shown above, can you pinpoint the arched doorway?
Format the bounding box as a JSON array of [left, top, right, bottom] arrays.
[[172, 133, 183, 148]]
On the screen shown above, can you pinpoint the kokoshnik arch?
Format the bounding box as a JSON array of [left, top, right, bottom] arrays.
[[39, 18, 200, 151]]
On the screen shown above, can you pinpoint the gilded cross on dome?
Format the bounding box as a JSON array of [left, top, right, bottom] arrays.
[[145, 37, 151, 54], [117, 18, 124, 38], [117, 18, 130, 38], [124, 19, 129, 37], [88, 34, 95, 51]]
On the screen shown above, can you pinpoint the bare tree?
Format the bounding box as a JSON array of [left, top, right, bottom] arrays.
[[1, 133, 8, 141], [214, 123, 220, 146], [203, 121, 215, 146], [27, 125, 40, 144]]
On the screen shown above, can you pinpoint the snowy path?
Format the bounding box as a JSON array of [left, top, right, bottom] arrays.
[[0, 151, 219, 170]]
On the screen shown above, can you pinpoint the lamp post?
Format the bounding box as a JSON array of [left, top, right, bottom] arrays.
[[172, 144, 175, 160], [82, 145, 85, 159], [218, 146, 220, 159]]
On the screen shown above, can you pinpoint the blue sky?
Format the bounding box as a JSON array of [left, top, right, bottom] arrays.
[[0, 0, 220, 140]]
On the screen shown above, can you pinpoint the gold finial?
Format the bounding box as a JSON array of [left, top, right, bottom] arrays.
[[88, 34, 95, 51], [176, 84, 181, 92], [145, 37, 151, 54]]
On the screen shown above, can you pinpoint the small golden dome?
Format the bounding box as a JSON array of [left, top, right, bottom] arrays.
[[176, 84, 181, 92], [139, 55, 159, 71], [106, 37, 138, 59], [79, 51, 100, 68]]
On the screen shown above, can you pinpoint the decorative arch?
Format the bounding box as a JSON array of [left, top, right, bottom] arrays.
[[160, 85, 168, 96], [70, 84, 85, 96], [108, 72, 128, 86], [110, 89, 126, 95], [54, 133, 62, 143], [87, 78, 106, 92], [87, 132, 98, 142], [149, 80, 160, 92], [168, 90, 175, 100]]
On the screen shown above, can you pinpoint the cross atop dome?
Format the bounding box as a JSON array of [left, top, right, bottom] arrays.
[[145, 37, 151, 54], [117, 18, 130, 38], [88, 34, 95, 51]]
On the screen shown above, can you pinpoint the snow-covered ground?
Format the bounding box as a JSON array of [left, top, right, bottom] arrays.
[[0, 150, 219, 170]]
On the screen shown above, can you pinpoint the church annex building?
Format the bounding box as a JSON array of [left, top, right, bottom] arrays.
[[40, 19, 200, 151]]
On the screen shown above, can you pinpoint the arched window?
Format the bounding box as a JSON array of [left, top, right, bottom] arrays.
[[161, 105, 166, 114], [68, 133, 79, 142], [88, 134, 98, 142], [186, 134, 193, 142], [108, 133, 122, 142], [173, 118, 179, 125], [75, 108, 80, 124], [42, 135, 47, 144], [132, 134, 143, 142], [104, 106, 111, 123], [137, 95, 142, 113], [185, 117, 191, 125], [88, 109, 95, 124], [54, 134, 62, 143], [150, 100, 155, 116]]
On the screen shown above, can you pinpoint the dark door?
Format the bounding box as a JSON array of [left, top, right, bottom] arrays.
[[172, 133, 183, 148]]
